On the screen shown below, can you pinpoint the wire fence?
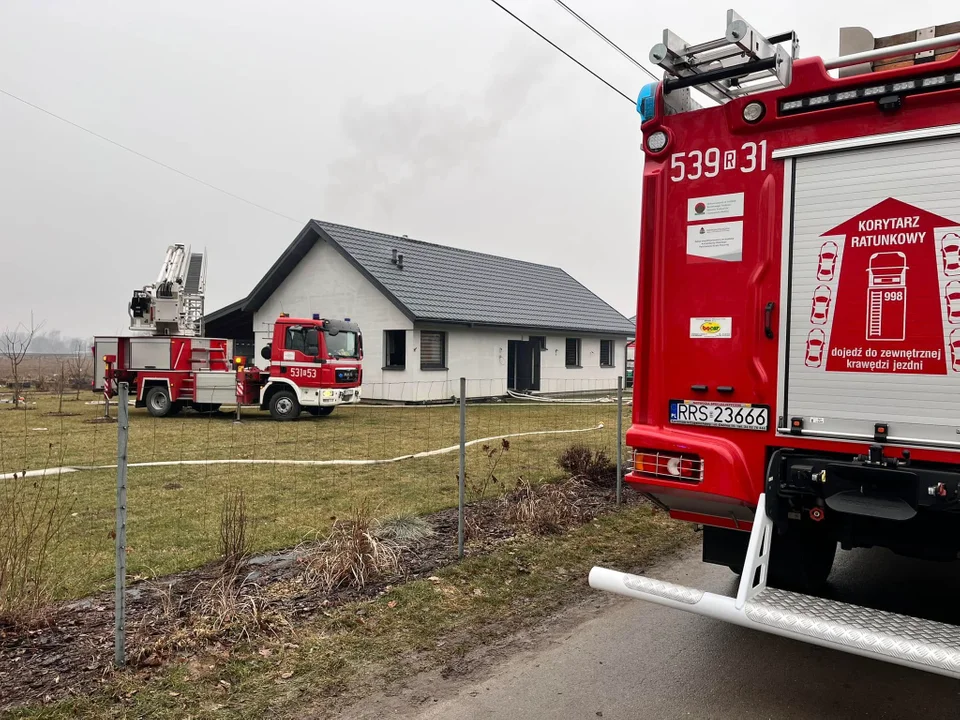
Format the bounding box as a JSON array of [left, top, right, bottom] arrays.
[[0, 377, 625, 660]]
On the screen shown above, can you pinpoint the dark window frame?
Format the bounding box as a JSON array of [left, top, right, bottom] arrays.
[[565, 337, 582, 368], [420, 330, 447, 371], [600, 339, 615, 367], [529, 335, 547, 351], [383, 329, 406, 370]]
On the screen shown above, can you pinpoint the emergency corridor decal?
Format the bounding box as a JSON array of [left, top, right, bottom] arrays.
[[807, 198, 960, 376]]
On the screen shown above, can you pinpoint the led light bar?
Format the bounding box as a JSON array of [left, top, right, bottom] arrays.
[[779, 70, 960, 116]]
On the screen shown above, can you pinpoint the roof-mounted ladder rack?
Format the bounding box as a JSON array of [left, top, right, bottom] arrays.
[[650, 9, 798, 104]]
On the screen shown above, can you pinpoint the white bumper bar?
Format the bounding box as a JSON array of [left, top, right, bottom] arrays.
[[590, 494, 960, 679]]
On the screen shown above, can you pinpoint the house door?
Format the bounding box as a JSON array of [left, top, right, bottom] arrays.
[[507, 340, 539, 392]]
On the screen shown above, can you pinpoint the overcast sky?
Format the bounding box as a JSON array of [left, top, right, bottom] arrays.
[[1, 0, 956, 338]]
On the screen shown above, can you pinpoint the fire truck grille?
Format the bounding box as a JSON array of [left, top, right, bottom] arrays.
[[336, 368, 359, 383]]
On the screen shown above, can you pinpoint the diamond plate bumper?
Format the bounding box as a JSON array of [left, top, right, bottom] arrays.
[[589, 493, 960, 678]]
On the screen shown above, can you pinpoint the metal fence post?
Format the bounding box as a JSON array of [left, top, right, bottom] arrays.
[[458, 377, 466, 559], [114, 381, 129, 668], [616, 375, 623, 506]]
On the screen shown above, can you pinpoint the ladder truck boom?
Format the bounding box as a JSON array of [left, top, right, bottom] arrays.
[[591, 10, 960, 678], [129, 243, 207, 337]]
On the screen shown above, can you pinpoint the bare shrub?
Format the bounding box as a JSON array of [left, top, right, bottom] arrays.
[[503, 477, 587, 535], [219, 489, 250, 574], [374, 513, 436, 544], [69, 341, 91, 400], [301, 503, 402, 591], [0, 472, 72, 624], [557, 444, 615, 486]]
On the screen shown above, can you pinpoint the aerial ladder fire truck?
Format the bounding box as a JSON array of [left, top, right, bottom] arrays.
[[94, 245, 363, 420], [590, 11, 960, 678]]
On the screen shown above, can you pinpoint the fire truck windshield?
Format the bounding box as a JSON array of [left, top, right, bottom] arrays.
[[325, 330, 360, 359]]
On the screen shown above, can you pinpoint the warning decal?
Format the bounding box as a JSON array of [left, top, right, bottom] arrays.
[[811, 198, 957, 375]]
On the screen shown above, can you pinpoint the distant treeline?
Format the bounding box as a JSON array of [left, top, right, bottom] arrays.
[[19, 331, 93, 354]]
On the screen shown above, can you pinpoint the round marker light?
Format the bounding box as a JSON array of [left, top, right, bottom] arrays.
[[646, 130, 668, 153], [666, 456, 682, 476], [742, 101, 765, 123]]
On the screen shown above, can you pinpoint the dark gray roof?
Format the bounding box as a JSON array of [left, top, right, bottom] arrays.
[[231, 220, 633, 336]]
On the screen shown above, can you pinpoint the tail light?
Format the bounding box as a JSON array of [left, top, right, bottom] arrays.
[[632, 449, 703, 482]]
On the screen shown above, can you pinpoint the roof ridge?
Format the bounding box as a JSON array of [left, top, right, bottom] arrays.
[[312, 219, 566, 272]]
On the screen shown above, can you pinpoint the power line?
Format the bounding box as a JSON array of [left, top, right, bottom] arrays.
[[551, 0, 659, 82], [0, 87, 303, 225], [483, 0, 635, 105]]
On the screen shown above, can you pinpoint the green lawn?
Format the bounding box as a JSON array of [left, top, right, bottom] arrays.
[[0, 394, 621, 599]]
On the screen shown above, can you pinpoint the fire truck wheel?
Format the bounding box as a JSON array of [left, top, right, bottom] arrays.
[[269, 389, 301, 421], [307, 406, 335, 417], [768, 522, 837, 592], [145, 386, 174, 418]]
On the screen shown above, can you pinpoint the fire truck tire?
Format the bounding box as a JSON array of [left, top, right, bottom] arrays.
[[307, 406, 335, 417], [145, 386, 174, 418], [269, 389, 301, 421], [768, 522, 837, 592]]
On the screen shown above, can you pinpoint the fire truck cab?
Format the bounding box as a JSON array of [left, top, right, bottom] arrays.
[[590, 12, 960, 678]]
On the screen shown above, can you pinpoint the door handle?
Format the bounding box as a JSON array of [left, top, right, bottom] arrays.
[[764, 302, 776, 339]]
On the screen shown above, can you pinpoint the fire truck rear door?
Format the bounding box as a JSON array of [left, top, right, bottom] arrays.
[[779, 127, 960, 447]]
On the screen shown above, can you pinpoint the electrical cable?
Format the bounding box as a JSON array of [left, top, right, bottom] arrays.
[[551, 0, 659, 82], [483, 0, 635, 105], [0, 87, 303, 224]]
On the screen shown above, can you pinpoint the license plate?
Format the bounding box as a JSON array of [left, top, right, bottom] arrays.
[[669, 400, 770, 431]]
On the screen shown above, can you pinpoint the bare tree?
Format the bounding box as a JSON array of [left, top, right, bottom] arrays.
[[0, 315, 45, 408], [68, 340, 91, 401], [52, 361, 68, 414]]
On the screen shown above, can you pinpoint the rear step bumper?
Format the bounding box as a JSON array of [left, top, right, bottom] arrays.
[[590, 494, 960, 678]]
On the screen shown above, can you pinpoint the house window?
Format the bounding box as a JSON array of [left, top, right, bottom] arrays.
[[600, 339, 614, 367], [420, 331, 447, 370], [529, 335, 546, 351], [384, 330, 406, 369], [565, 338, 581, 368]]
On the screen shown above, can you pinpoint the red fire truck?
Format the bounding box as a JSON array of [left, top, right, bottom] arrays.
[[590, 13, 960, 677], [95, 245, 362, 420], [96, 314, 362, 420]]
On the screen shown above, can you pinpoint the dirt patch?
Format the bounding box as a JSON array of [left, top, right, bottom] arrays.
[[0, 484, 638, 712]]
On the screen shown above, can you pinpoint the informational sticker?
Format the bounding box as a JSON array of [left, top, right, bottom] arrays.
[[803, 198, 958, 376], [283, 350, 295, 361], [687, 221, 743, 262], [690, 317, 732, 339], [687, 192, 744, 221]]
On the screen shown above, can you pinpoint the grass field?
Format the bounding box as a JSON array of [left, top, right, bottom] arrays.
[[0, 393, 620, 599]]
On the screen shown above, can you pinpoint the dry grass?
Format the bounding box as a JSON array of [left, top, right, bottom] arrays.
[[503, 477, 587, 535], [374, 513, 436, 543], [300, 503, 403, 592], [25, 505, 694, 719]]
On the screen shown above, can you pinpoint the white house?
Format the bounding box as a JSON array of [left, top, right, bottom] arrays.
[[206, 221, 634, 402]]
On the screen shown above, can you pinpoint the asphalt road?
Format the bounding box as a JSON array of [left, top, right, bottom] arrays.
[[395, 544, 960, 719]]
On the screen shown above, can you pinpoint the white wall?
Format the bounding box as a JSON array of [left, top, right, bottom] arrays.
[[369, 327, 627, 401], [252, 239, 412, 385], [253, 239, 627, 401]]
